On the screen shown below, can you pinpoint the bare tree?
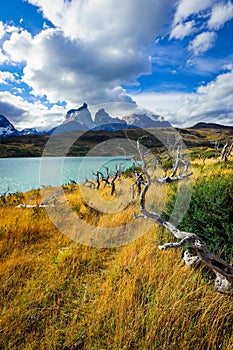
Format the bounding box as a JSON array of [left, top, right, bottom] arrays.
[[157, 146, 192, 183], [221, 142, 228, 162], [131, 170, 145, 203], [109, 170, 119, 196], [84, 178, 96, 189], [90, 167, 120, 196], [134, 140, 233, 294], [92, 171, 101, 190]]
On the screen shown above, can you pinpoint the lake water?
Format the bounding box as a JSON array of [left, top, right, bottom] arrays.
[[0, 157, 133, 195]]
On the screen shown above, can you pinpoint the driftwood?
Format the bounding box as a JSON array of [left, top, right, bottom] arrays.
[[16, 193, 60, 208], [16, 203, 55, 208], [135, 140, 233, 294]]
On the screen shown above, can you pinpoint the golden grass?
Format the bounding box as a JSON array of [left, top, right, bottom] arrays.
[[0, 159, 233, 349]]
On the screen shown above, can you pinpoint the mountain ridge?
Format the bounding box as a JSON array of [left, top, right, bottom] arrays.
[[0, 114, 41, 138], [1, 104, 233, 138], [191, 122, 233, 130]]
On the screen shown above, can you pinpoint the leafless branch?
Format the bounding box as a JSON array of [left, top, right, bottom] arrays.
[[134, 138, 233, 294], [221, 142, 228, 162], [84, 178, 96, 189]]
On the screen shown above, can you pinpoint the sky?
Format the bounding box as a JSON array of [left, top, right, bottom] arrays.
[[0, 0, 233, 131]]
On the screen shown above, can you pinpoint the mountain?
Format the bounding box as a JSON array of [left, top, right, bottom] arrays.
[[51, 103, 171, 135], [122, 113, 171, 128], [93, 108, 128, 131], [18, 128, 40, 136], [65, 102, 94, 129], [49, 103, 94, 135], [0, 115, 18, 137], [0, 115, 40, 138], [191, 122, 233, 130]]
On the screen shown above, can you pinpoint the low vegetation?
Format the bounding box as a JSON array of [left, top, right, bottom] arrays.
[[0, 153, 232, 349], [1, 124, 233, 157]]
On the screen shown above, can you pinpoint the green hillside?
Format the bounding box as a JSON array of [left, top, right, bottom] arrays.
[[1, 125, 233, 158]]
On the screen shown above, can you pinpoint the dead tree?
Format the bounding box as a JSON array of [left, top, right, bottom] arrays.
[[92, 171, 101, 190], [131, 170, 145, 203], [69, 179, 77, 184], [227, 142, 233, 158], [221, 142, 228, 162], [158, 146, 192, 183], [101, 167, 110, 186], [134, 140, 233, 294], [84, 178, 96, 189], [90, 167, 120, 196], [109, 170, 119, 196]]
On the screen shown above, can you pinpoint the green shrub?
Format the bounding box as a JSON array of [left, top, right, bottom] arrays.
[[163, 173, 233, 262]]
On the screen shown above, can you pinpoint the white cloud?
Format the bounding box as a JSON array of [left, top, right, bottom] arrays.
[[130, 91, 185, 117], [3, 29, 32, 63], [0, 20, 20, 40], [0, 91, 65, 131], [131, 68, 233, 128], [188, 31, 216, 56], [8, 0, 175, 108], [27, 0, 173, 44], [171, 69, 233, 126], [208, 1, 233, 30], [170, 20, 196, 40], [0, 71, 17, 84], [173, 0, 212, 25]]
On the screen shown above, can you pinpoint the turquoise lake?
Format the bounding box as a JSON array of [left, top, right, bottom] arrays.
[[0, 157, 133, 195]]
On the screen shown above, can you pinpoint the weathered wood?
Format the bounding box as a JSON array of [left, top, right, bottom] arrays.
[[136, 140, 233, 294], [221, 142, 228, 162]]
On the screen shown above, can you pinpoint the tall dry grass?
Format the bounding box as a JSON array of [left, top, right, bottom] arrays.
[[0, 160, 232, 349]]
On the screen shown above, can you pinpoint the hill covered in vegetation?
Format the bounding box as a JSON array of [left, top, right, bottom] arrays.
[[1, 124, 233, 158]]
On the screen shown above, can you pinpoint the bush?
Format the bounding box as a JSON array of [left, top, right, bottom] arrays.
[[163, 173, 233, 262]]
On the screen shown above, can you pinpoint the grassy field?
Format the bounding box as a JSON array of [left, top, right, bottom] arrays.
[[0, 156, 233, 349]]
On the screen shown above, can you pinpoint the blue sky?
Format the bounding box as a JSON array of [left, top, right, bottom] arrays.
[[0, 0, 233, 131]]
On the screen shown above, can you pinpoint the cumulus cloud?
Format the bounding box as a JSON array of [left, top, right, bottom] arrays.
[[130, 91, 185, 117], [3, 29, 32, 63], [19, 28, 147, 105], [170, 20, 196, 40], [0, 71, 17, 84], [0, 91, 65, 130], [208, 1, 233, 30], [173, 0, 212, 25], [188, 31, 216, 56], [27, 0, 173, 45], [170, 0, 233, 57], [18, 0, 174, 106], [0, 21, 19, 39], [169, 69, 233, 126], [132, 67, 233, 128]]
